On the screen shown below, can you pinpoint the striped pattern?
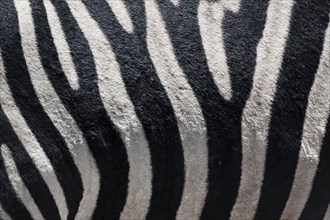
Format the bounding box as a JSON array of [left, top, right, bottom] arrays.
[[0, 0, 329, 219]]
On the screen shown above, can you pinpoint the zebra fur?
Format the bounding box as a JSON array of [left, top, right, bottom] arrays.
[[0, 0, 329, 219]]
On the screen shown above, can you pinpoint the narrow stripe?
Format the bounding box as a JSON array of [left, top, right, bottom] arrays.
[[0, 50, 60, 219], [146, 0, 208, 219], [41, 0, 130, 218], [299, 117, 330, 220], [0, 142, 33, 220], [230, 1, 293, 219], [198, 0, 239, 100], [1, 144, 44, 220], [105, 0, 133, 33], [63, 1, 152, 219], [43, 0, 79, 90], [81, 1, 186, 219], [12, 1, 87, 219], [281, 22, 330, 220], [0, 57, 64, 220], [0, 203, 12, 220], [156, 1, 269, 219], [254, 0, 330, 219], [24, 1, 102, 219]]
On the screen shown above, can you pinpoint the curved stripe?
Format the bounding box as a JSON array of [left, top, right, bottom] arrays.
[[154, 1, 268, 219], [20, 1, 102, 219], [38, 0, 130, 218], [13, 1, 86, 219], [230, 1, 293, 219], [44, 0, 79, 90], [0, 53, 66, 220], [3, 1, 85, 219], [145, 1, 208, 219], [1, 144, 44, 220], [254, 1, 330, 218], [106, 0, 133, 33], [81, 1, 186, 219], [64, 1, 152, 219], [0, 144, 33, 220], [281, 22, 330, 220], [198, 0, 239, 100]]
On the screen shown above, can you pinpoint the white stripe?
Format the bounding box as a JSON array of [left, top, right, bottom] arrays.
[[106, 0, 133, 33], [7, 2, 70, 219], [0, 203, 12, 220], [44, 0, 79, 90], [1, 144, 44, 220], [0, 51, 67, 220], [66, 1, 152, 219], [16, 0, 102, 219], [198, 0, 240, 101], [146, 1, 208, 219], [230, 0, 294, 219], [280, 22, 330, 220]]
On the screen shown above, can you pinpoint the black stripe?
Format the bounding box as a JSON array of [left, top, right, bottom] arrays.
[[0, 1, 84, 219], [0, 106, 60, 220], [0, 146, 33, 220], [254, 1, 330, 219], [42, 0, 130, 219], [0, 154, 33, 220], [299, 117, 330, 220], [155, 0, 269, 219], [81, 1, 185, 219]]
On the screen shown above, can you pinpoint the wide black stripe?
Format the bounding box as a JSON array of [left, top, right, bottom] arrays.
[[299, 117, 330, 220], [81, 1, 185, 219], [0, 1, 84, 219], [0, 106, 60, 220], [42, 0, 130, 219], [0, 146, 33, 220], [254, 1, 330, 219], [155, 0, 269, 219]]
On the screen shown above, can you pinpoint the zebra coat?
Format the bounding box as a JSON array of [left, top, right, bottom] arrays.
[[0, 0, 329, 219]]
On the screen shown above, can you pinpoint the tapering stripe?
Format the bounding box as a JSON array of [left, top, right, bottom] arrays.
[[11, 1, 87, 218], [81, 1, 186, 219], [63, 1, 152, 219], [42, 0, 130, 218], [0, 107, 61, 220], [0, 143, 33, 220], [105, 0, 133, 33], [0, 47, 61, 220], [198, 0, 238, 101], [254, 0, 330, 219], [231, 0, 293, 219], [145, 0, 208, 219], [156, 1, 269, 219], [0, 1, 327, 220], [43, 0, 79, 90], [25, 1, 102, 219], [1, 144, 44, 220], [281, 22, 330, 220]]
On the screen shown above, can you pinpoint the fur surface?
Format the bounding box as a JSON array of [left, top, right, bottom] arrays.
[[0, 0, 329, 219]]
